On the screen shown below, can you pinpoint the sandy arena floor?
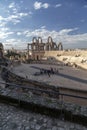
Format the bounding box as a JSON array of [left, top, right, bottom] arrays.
[[12, 63, 87, 92]]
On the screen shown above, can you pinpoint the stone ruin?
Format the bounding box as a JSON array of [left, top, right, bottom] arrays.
[[28, 36, 63, 52], [27, 36, 63, 60], [0, 43, 10, 66]]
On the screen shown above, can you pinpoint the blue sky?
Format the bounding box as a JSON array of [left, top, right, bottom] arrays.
[[0, 0, 87, 50]]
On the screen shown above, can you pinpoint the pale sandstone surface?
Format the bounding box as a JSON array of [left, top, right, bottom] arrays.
[[44, 50, 87, 70]]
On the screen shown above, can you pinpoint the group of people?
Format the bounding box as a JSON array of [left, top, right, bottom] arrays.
[[40, 67, 59, 77]]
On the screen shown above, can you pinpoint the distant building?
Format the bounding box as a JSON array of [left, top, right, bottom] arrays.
[[0, 43, 8, 66], [27, 36, 63, 60]]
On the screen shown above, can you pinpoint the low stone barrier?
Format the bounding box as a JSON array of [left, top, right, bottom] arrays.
[[1, 66, 87, 126], [1, 67, 59, 98], [1, 66, 87, 106], [0, 86, 87, 127]]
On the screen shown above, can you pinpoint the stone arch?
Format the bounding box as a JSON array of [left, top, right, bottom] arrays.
[[46, 36, 53, 50], [38, 37, 42, 44], [53, 42, 57, 50], [48, 36, 53, 43], [47, 36, 58, 50], [32, 37, 38, 50], [32, 37, 37, 43], [58, 42, 63, 50]]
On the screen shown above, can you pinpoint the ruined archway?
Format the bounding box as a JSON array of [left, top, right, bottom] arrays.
[[58, 42, 63, 50], [46, 36, 53, 50], [32, 37, 37, 43], [32, 37, 39, 51], [38, 37, 42, 44], [48, 36, 53, 43]]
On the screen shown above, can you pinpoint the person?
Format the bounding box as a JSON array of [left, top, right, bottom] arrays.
[[40, 69, 43, 74], [47, 70, 50, 77], [50, 67, 54, 74], [26, 75, 28, 79], [56, 69, 59, 74]]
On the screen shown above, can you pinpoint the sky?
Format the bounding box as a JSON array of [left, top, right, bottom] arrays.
[[0, 0, 87, 50]]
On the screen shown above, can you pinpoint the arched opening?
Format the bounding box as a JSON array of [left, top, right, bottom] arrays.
[[58, 42, 63, 50], [48, 36, 53, 43], [32, 37, 37, 43], [38, 37, 42, 44]]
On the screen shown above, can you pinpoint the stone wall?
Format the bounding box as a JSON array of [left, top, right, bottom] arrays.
[[0, 82, 87, 127], [43, 50, 87, 70], [1, 66, 87, 126], [1, 67, 59, 98], [1, 66, 87, 106]]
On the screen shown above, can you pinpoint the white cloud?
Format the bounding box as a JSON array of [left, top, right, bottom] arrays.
[[58, 28, 78, 35], [4, 38, 29, 50], [0, 12, 28, 25], [0, 21, 6, 27], [34, 1, 42, 10], [42, 3, 49, 9], [41, 26, 46, 29], [34, 1, 49, 10], [6, 38, 18, 43], [8, 2, 15, 9], [19, 13, 28, 17], [1, 27, 9, 31], [0, 16, 4, 21], [0, 21, 14, 40], [2, 27, 87, 50], [55, 4, 62, 8], [7, 13, 28, 20], [22, 27, 87, 46], [13, 8, 18, 14], [8, 15, 19, 19], [17, 32, 22, 36], [8, 2, 19, 14], [24, 28, 78, 40], [0, 30, 14, 39], [0, 1, 31, 28]]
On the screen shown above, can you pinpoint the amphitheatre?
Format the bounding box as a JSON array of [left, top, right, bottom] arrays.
[[1, 37, 87, 105], [0, 37, 87, 128], [2, 36, 87, 105], [16, 37, 87, 105]]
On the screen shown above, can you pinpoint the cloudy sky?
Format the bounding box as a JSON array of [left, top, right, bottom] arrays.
[[0, 0, 87, 50]]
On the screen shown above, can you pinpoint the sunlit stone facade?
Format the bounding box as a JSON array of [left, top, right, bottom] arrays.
[[27, 36, 63, 60]]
